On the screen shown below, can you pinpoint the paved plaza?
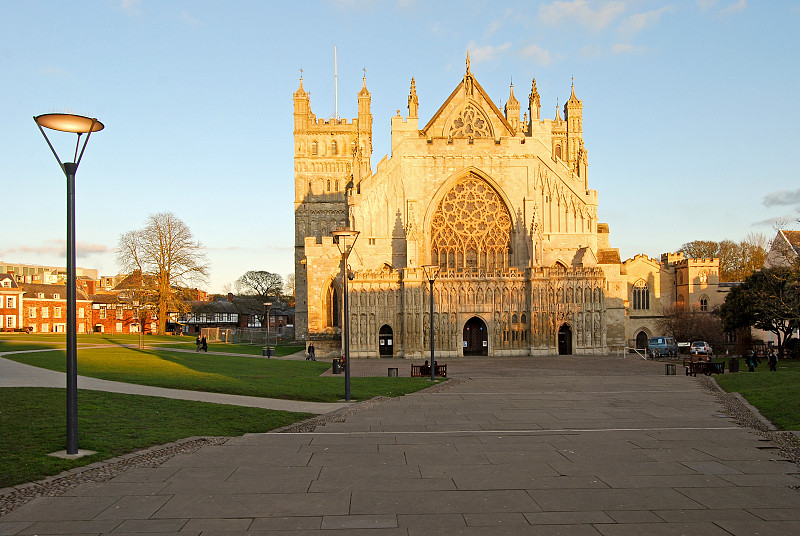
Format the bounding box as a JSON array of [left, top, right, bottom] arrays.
[[1, 355, 799, 535]]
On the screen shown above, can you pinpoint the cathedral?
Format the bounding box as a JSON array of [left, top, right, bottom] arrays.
[[293, 56, 720, 358]]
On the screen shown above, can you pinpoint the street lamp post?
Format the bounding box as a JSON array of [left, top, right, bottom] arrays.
[[422, 264, 440, 381], [331, 228, 359, 401], [263, 301, 272, 357], [34, 113, 104, 456]]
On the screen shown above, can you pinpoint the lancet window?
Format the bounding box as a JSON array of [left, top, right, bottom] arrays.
[[430, 175, 512, 272]]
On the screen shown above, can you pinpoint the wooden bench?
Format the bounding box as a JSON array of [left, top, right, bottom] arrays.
[[411, 364, 447, 377], [685, 361, 725, 376]]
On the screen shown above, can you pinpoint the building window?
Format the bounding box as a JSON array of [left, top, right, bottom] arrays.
[[42, 307, 49, 318], [116, 322, 123, 332], [117, 308, 124, 319], [53, 294, 60, 300], [54, 307, 62, 318], [37, 293, 45, 298], [632, 280, 649, 310], [331, 140, 338, 155], [311, 140, 318, 155], [42, 323, 49, 333], [699, 295, 709, 312], [327, 179, 331, 191], [79, 308, 85, 319], [99, 308, 106, 319], [6, 296, 15, 308], [29, 307, 36, 318], [5, 316, 15, 328]]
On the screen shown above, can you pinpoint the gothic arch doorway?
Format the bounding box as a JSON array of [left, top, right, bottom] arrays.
[[635, 330, 649, 351], [463, 317, 488, 356], [558, 323, 572, 355], [379, 324, 393, 357]]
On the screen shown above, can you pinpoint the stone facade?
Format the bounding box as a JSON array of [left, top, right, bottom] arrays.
[[294, 57, 718, 358]]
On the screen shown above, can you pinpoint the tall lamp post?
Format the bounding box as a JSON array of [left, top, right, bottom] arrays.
[[422, 264, 440, 381], [331, 228, 359, 401], [34, 113, 104, 456], [263, 301, 272, 357]]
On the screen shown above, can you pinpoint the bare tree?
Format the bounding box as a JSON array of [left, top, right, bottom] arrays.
[[117, 212, 209, 334], [235, 270, 283, 302]]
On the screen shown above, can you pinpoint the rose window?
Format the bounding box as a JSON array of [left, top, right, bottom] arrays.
[[431, 175, 511, 272]]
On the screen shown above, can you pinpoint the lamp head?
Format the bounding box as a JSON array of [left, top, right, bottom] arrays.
[[331, 228, 360, 256], [34, 113, 104, 133], [422, 264, 441, 282]]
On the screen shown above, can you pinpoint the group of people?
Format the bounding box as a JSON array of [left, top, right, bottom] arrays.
[[745, 349, 778, 372], [195, 335, 208, 352]]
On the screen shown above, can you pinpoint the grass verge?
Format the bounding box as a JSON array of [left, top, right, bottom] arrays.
[[2, 345, 435, 402], [0, 387, 312, 489], [715, 358, 800, 430]]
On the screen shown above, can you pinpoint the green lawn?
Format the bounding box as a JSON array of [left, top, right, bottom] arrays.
[[715, 358, 800, 430], [1, 343, 434, 402], [0, 387, 312, 488]]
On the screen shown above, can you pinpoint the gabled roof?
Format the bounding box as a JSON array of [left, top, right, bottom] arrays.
[[18, 283, 89, 301], [421, 57, 516, 139]]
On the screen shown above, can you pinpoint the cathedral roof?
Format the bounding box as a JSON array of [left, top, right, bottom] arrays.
[[421, 54, 516, 138]]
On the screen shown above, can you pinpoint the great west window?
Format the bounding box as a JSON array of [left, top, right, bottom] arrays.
[[430, 174, 511, 272]]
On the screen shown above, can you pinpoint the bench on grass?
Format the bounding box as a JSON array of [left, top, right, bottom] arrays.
[[411, 364, 447, 377], [685, 361, 725, 376]]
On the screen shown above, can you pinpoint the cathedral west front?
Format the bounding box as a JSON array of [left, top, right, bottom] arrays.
[[294, 56, 720, 358]]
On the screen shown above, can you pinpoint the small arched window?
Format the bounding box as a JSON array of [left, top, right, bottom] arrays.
[[699, 295, 709, 312], [327, 179, 331, 191], [512, 314, 518, 324], [632, 280, 649, 310], [555, 144, 562, 159], [331, 140, 338, 155], [311, 140, 318, 155]]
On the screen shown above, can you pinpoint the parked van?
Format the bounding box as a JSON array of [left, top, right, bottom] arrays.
[[648, 336, 678, 358]]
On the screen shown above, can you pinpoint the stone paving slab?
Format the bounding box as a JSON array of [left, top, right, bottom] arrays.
[[2, 356, 800, 535]]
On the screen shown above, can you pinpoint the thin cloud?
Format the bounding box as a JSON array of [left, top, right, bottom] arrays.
[[610, 42, 646, 54], [39, 66, 71, 77], [618, 6, 674, 38], [179, 11, 202, 27], [119, 0, 142, 15], [763, 189, 800, 207], [0, 240, 109, 258], [538, 0, 626, 32], [720, 0, 746, 16], [468, 42, 512, 64], [520, 44, 554, 65]]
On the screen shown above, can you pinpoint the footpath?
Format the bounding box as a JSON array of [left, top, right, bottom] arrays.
[[1, 354, 799, 535]]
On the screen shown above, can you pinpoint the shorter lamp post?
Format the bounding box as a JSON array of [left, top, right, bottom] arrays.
[[422, 264, 440, 381], [263, 301, 272, 357], [34, 113, 103, 456], [331, 228, 359, 401]]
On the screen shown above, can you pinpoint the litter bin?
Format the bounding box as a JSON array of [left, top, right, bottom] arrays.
[[388, 367, 398, 377], [262, 347, 273, 357], [332, 358, 342, 374], [665, 363, 676, 375], [729, 357, 739, 373]]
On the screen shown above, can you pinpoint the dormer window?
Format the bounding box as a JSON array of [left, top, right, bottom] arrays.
[[37, 293, 45, 299], [53, 293, 60, 300]]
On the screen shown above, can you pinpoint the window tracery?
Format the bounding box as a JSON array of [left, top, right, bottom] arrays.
[[430, 175, 512, 272], [447, 103, 492, 139]]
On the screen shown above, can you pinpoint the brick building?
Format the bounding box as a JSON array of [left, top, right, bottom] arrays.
[[1, 274, 25, 331], [19, 283, 92, 334]]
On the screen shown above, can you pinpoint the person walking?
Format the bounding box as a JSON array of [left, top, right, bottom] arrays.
[[768, 350, 778, 372], [195, 335, 202, 352], [201, 336, 208, 352]]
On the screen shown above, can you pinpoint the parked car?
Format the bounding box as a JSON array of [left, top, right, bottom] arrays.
[[648, 336, 678, 358], [690, 341, 713, 356]]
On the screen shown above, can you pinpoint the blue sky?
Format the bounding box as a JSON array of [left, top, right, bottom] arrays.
[[2, 0, 799, 293]]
